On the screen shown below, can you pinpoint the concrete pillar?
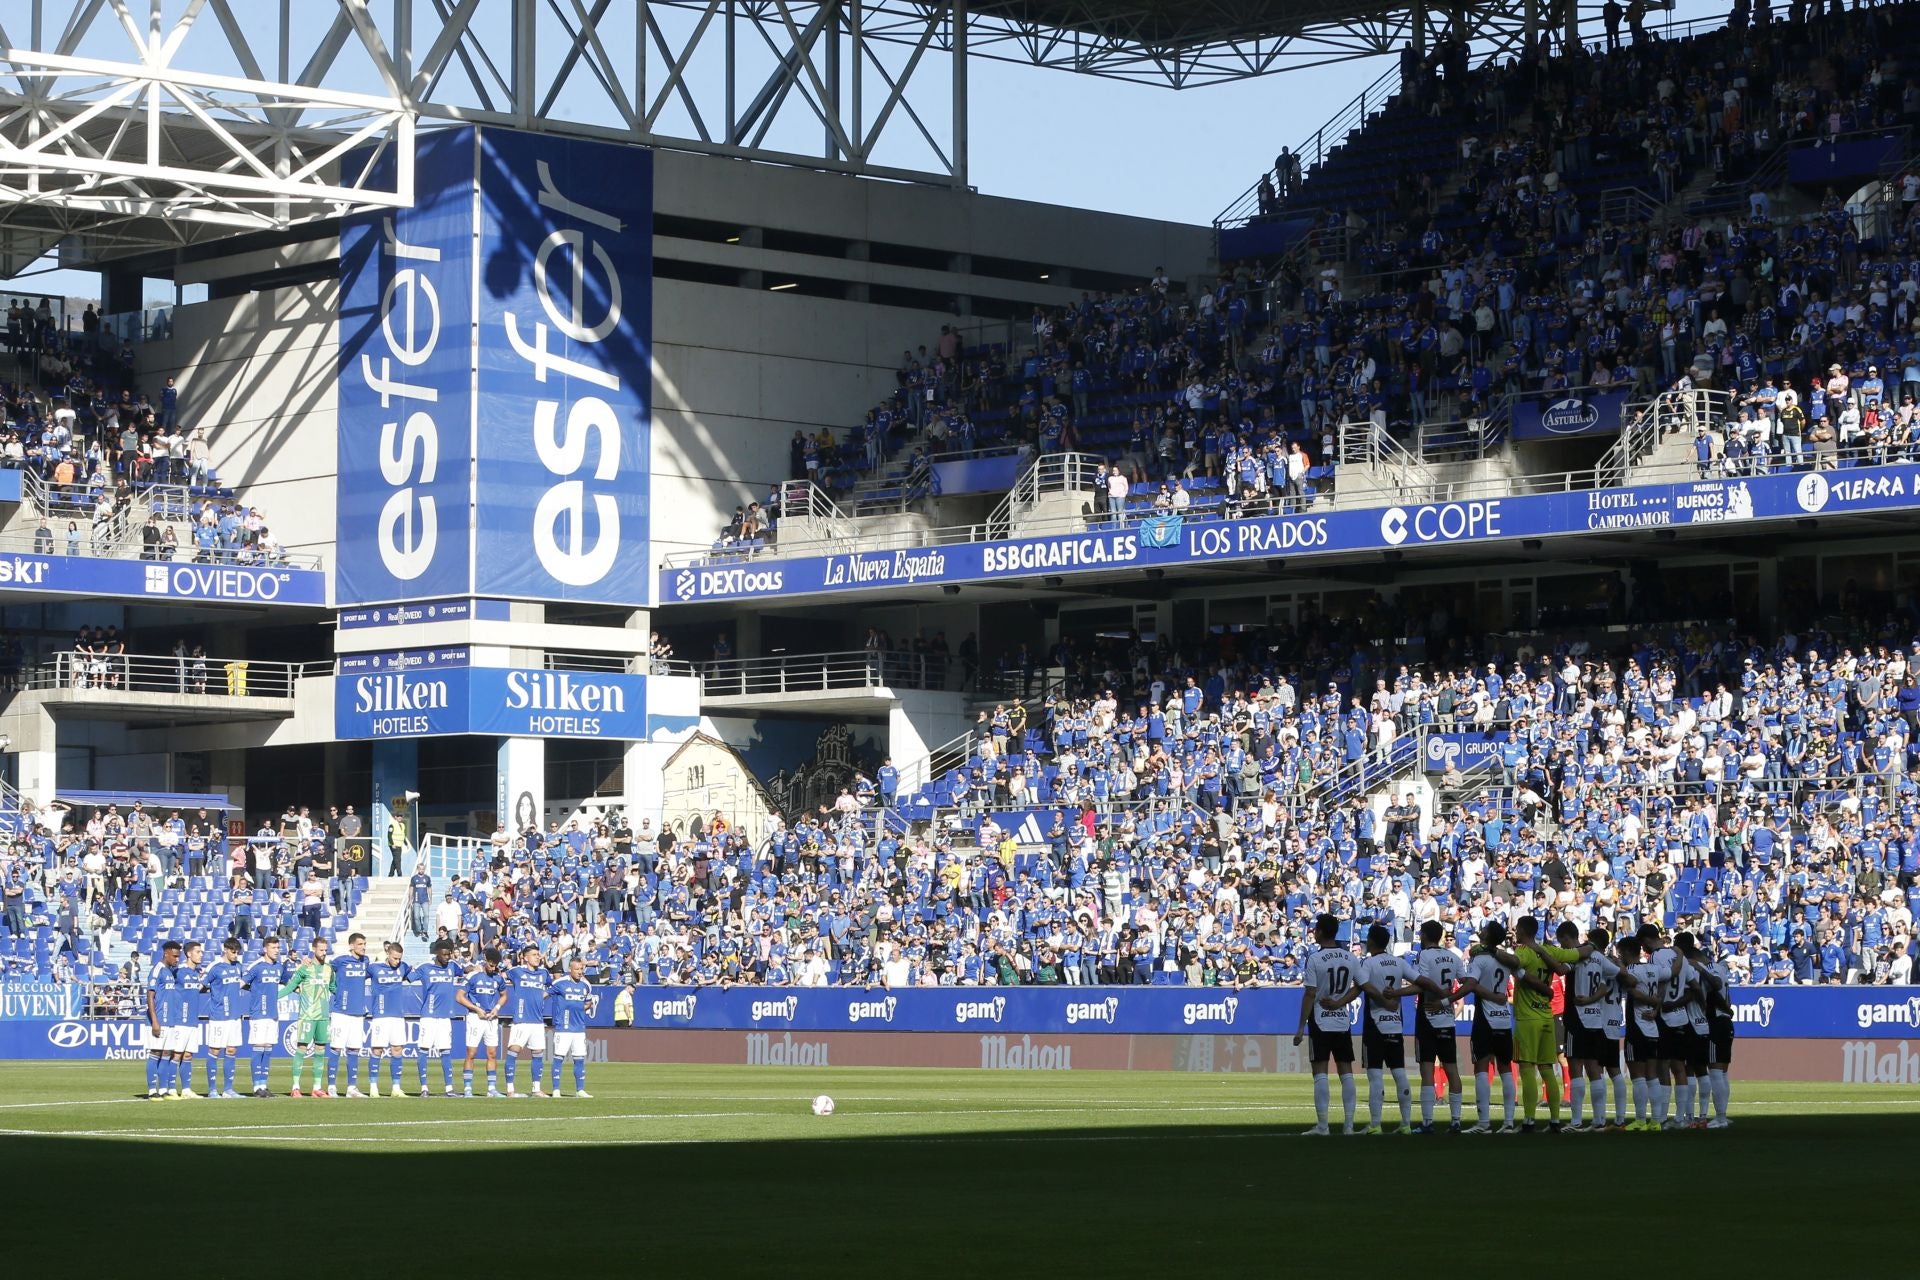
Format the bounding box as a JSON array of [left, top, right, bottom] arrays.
[[497, 736, 545, 833], [370, 738, 418, 878]]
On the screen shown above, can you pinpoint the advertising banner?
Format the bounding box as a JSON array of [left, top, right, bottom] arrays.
[[473, 130, 652, 605], [663, 463, 1911, 605], [334, 664, 647, 740], [336, 128, 478, 606], [0, 556, 324, 606], [1511, 388, 1630, 440]]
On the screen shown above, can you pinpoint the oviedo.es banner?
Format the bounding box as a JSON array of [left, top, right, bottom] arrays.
[[663, 464, 1911, 604], [0, 555, 323, 606], [337, 126, 652, 609]]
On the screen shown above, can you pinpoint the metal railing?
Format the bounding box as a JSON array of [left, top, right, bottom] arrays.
[[1214, 62, 1402, 228], [420, 831, 495, 882], [698, 649, 953, 697], [542, 651, 642, 675], [30, 650, 317, 698], [988, 450, 1103, 538], [895, 726, 978, 799]]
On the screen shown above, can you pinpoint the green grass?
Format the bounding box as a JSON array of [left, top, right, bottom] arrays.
[[0, 1063, 1911, 1272]]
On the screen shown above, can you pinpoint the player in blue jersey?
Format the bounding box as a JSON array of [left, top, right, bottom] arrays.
[[503, 944, 552, 1098], [241, 935, 287, 1097], [368, 941, 414, 1096], [144, 940, 183, 1099], [547, 957, 597, 1099], [328, 932, 373, 1097], [457, 948, 508, 1098], [201, 937, 248, 1098], [175, 941, 208, 1098], [413, 938, 464, 1096]]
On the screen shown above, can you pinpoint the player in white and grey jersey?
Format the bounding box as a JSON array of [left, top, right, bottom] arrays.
[[1294, 913, 1360, 1136], [1409, 919, 1464, 1134]]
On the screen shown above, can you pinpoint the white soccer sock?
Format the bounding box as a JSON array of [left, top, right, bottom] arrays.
[[1710, 1068, 1729, 1119], [1392, 1069, 1411, 1127], [1676, 1079, 1694, 1121], [1570, 1077, 1586, 1125], [1613, 1072, 1629, 1124], [1632, 1076, 1649, 1120], [1340, 1073, 1357, 1127], [1421, 1084, 1436, 1125], [1474, 1073, 1490, 1124], [1448, 1077, 1462, 1121], [1499, 1072, 1515, 1125], [1367, 1068, 1385, 1126], [1652, 1080, 1670, 1123], [1314, 1073, 1330, 1125]]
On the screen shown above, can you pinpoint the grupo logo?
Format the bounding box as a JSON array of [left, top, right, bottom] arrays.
[[650, 994, 698, 1021], [846, 997, 898, 1025], [1730, 996, 1775, 1028], [1539, 397, 1600, 434], [1796, 471, 1830, 514], [1855, 995, 1920, 1030], [1065, 997, 1120, 1025], [47, 1021, 89, 1049], [1425, 736, 1458, 768], [1181, 997, 1239, 1027], [749, 996, 799, 1023], [955, 996, 1008, 1025]]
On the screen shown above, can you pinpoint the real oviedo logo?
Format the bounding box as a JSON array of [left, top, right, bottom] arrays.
[[1540, 397, 1600, 434], [1795, 471, 1830, 514]]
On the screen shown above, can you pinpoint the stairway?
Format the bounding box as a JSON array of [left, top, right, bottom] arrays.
[[338, 877, 409, 949], [1630, 423, 1720, 487]]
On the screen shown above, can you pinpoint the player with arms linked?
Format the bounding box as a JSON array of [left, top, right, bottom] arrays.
[[412, 938, 465, 1096], [1294, 913, 1360, 1136], [458, 948, 508, 1098], [547, 956, 597, 1098]]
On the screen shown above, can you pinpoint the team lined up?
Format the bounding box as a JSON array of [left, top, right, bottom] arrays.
[[1295, 912, 1735, 1134], [141, 933, 598, 1101]]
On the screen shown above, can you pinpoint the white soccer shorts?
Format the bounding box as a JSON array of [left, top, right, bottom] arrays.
[[464, 1014, 499, 1050], [416, 1017, 453, 1053], [144, 1024, 163, 1051], [329, 1013, 367, 1050], [506, 1022, 546, 1053], [247, 1018, 279, 1049], [551, 1031, 587, 1059], [179, 1027, 204, 1054], [206, 1020, 243, 1050], [369, 1016, 408, 1049]]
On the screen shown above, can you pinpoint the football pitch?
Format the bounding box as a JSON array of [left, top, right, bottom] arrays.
[[0, 1063, 1910, 1272]]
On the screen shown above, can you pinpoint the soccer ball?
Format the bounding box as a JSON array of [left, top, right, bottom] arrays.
[[811, 1094, 835, 1116]]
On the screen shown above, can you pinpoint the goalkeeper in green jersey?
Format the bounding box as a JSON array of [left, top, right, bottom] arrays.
[[1513, 915, 1582, 1131], [282, 937, 336, 1098]]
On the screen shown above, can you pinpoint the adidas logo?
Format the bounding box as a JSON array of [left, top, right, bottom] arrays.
[[1016, 814, 1047, 844]]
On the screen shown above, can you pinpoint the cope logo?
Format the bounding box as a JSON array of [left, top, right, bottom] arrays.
[[1795, 472, 1830, 514], [1380, 501, 1501, 547]]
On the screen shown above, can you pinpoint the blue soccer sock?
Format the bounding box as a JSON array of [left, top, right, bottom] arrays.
[[573, 1059, 586, 1093], [325, 1047, 340, 1086], [346, 1052, 359, 1088], [504, 1056, 517, 1089], [486, 1068, 497, 1091], [159, 1058, 177, 1092], [462, 1067, 474, 1093], [199, 1057, 213, 1092], [442, 1055, 455, 1090], [221, 1056, 235, 1093], [549, 1056, 562, 1092], [146, 1055, 160, 1094], [417, 1053, 430, 1089], [389, 1057, 402, 1086]]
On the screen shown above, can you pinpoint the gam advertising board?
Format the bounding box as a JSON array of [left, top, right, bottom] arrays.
[[337, 126, 652, 608]]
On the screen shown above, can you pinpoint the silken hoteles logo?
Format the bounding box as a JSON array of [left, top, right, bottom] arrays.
[[1795, 471, 1830, 514], [1855, 995, 1920, 1030], [1538, 397, 1601, 435]]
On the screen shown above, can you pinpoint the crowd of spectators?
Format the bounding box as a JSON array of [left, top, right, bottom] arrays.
[[2, 299, 288, 562]]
